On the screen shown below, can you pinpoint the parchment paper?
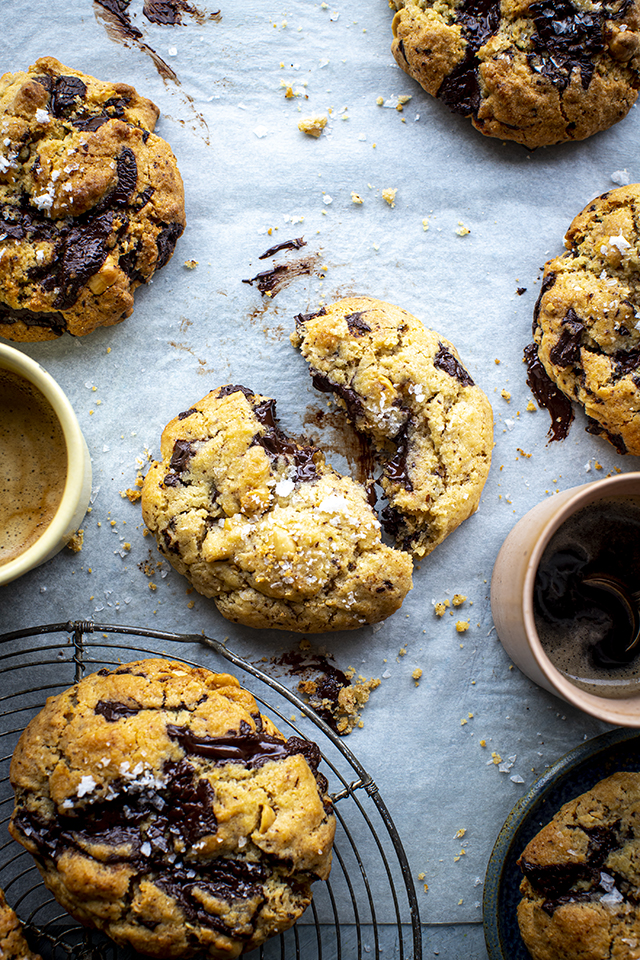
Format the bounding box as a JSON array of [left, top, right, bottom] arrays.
[[2, 0, 640, 951]]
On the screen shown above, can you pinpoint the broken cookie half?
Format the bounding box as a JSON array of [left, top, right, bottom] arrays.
[[292, 296, 493, 558], [141, 384, 413, 632]]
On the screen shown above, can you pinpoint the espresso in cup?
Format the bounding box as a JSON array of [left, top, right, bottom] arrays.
[[0, 368, 68, 566], [533, 495, 640, 699]]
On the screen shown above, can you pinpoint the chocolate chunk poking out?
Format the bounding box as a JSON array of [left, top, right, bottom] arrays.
[[524, 343, 575, 442], [345, 312, 372, 336], [548, 309, 584, 367], [434, 344, 475, 386]]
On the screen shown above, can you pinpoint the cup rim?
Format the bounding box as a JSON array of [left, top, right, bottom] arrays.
[[521, 472, 640, 725], [0, 343, 87, 582]]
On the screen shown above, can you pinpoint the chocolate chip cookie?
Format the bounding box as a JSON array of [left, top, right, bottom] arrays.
[[141, 385, 413, 632], [389, 0, 640, 148], [0, 57, 185, 341], [9, 659, 335, 959], [291, 297, 493, 558], [517, 771, 640, 960], [532, 184, 640, 455], [0, 886, 42, 960]]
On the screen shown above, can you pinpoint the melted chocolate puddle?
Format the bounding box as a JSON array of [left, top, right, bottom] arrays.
[[524, 342, 574, 442]]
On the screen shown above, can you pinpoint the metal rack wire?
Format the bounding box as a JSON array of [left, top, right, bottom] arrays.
[[0, 621, 422, 960]]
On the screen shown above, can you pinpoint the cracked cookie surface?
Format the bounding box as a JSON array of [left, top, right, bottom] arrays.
[[291, 297, 493, 558], [0, 57, 185, 341], [9, 659, 335, 959], [389, 0, 640, 148], [0, 886, 42, 960], [141, 385, 413, 632], [517, 771, 640, 960], [533, 184, 640, 455]]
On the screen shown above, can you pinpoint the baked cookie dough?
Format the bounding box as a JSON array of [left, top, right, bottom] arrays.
[[9, 659, 335, 959], [0, 57, 185, 341], [141, 385, 413, 632], [517, 771, 640, 960], [532, 184, 640, 455], [0, 887, 42, 960], [291, 297, 493, 558], [389, 0, 640, 149]]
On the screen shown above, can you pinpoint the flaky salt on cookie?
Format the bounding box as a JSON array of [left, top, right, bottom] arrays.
[[10, 659, 335, 959], [0, 57, 185, 341], [292, 297, 493, 558], [141, 385, 413, 632]]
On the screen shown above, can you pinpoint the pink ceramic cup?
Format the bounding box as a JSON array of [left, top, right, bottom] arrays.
[[491, 472, 640, 726]]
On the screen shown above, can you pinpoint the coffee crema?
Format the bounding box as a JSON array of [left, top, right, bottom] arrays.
[[533, 496, 640, 698], [0, 369, 67, 566]]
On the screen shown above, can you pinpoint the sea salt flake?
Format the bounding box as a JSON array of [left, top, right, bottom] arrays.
[[611, 169, 631, 185], [77, 775, 97, 797], [140, 841, 152, 856], [253, 126, 269, 139], [609, 233, 631, 253], [275, 478, 295, 496], [35, 108, 50, 123], [318, 494, 349, 513]]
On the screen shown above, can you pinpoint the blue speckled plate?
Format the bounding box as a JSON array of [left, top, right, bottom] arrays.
[[483, 727, 640, 960]]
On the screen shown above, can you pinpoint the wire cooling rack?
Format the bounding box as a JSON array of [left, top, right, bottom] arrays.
[[0, 621, 422, 960]]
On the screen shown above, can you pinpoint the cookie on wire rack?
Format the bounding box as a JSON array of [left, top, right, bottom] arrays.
[[9, 658, 335, 959]]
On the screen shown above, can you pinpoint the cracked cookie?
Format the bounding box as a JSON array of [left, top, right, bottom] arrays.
[[532, 184, 640, 455], [517, 771, 640, 960], [141, 385, 413, 632], [389, 0, 640, 149], [0, 57, 185, 341], [0, 886, 42, 960], [9, 659, 335, 959], [291, 297, 493, 558]]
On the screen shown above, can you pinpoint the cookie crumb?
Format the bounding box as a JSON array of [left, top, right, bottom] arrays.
[[412, 667, 422, 685], [455, 222, 470, 236], [351, 191, 364, 204], [121, 487, 142, 502], [501, 389, 511, 402], [526, 399, 536, 412], [452, 594, 466, 607], [66, 530, 84, 553], [298, 115, 327, 137], [382, 187, 397, 207], [456, 620, 470, 633], [183, 259, 198, 269]]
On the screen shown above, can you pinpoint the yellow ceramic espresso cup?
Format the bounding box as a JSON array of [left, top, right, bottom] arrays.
[[0, 343, 92, 586]]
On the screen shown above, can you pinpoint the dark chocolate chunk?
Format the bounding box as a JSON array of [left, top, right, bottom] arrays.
[[437, 0, 501, 115], [310, 370, 365, 423], [95, 700, 142, 721], [345, 312, 372, 336], [169, 439, 196, 474], [166, 724, 319, 770], [113, 148, 138, 206], [178, 407, 198, 420], [548, 309, 584, 367], [0, 303, 67, 335], [385, 432, 413, 491], [217, 384, 255, 399], [155, 221, 184, 270], [294, 306, 327, 327], [528, 0, 607, 91], [524, 342, 574, 442], [53, 211, 117, 310], [613, 348, 640, 378], [252, 398, 318, 483], [34, 74, 87, 118], [585, 416, 627, 455], [258, 236, 306, 259], [434, 344, 475, 386]]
